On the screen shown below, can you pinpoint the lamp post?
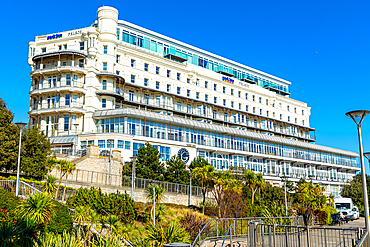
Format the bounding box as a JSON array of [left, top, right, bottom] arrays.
[[130, 155, 137, 199], [107, 139, 114, 185], [189, 171, 192, 206], [149, 180, 159, 228], [346, 110, 370, 229], [281, 175, 289, 216], [15, 122, 27, 197]]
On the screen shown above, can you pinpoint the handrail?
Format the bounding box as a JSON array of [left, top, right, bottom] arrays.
[[221, 224, 234, 247], [357, 229, 369, 246]]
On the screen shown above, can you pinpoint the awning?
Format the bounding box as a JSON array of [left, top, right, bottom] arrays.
[[49, 135, 77, 144]]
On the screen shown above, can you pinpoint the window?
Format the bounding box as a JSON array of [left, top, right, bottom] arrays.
[[224, 113, 228, 121], [214, 84, 217, 91], [104, 45, 108, 54], [167, 84, 170, 92], [187, 89, 190, 97], [177, 102, 181, 111], [156, 66, 160, 74], [125, 141, 131, 150], [167, 70, 170, 78], [80, 42, 84, 50], [213, 111, 217, 119], [42, 47, 46, 53], [64, 115, 69, 131], [287, 106, 290, 111], [253, 107, 256, 113], [131, 59, 136, 67], [279, 103, 282, 109], [102, 99, 107, 108], [65, 94, 70, 106], [252, 95, 255, 101], [144, 78, 148, 86], [196, 92, 199, 99], [302, 120, 305, 125], [273, 112, 275, 118], [223, 86, 226, 93], [205, 94, 208, 102], [103, 62, 107, 71], [294, 108, 297, 113], [259, 97, 262, 103], [118, 140, 124, 149], [177, 87, 181, 95], [107, 140, 114, 148], [102, 80, 107, 90], [187, 104, 191, 113], [116, 70, 120, 75], [245, 93, 248, 99], [302, 110, 304, 115], [267, 111, 269, 117], [98, 140, 106, 148], [63, 44, 67, 50], [266, 99, 269, 105], [280, 114, 282, 120], [144, 94, 149, 104], [246, 105, 249, 112], [231, 101, 234, 108], [205, 81, 208, 88], [196, 79, 199, 86], [231, 89, 234, 96], [144, 63, 149, 71], [116, 55, 120, 63], [129, 91, 134, 101], [223, 99, 226, 106], [156, 81, 160, 89], [58, 45, 62, 50], [259, 109, 262, 115], [131, 75, 135, 83], [160, 146, 171, 161], [187, 78, 190, 83], [238, 91, 241, 98], [288, 116, 290, 122], [295, 118, 297, 124], [239, 103, 241, 110], [177, 73, 180, 81], [214, 97, 217, 104], [133, 143, 144, 156]]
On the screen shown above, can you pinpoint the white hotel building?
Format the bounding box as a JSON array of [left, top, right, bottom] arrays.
[[28, 6, 359, 195]]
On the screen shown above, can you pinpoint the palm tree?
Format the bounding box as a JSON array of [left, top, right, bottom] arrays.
[[145, 184, 166, 203], [17, 192, 56, 226], [61, 161, 76, 202], [54, 159, 76, 200], [145, 222, 190, 247], [42, 175, 57, 196], [243, 170, 265, 205], [73, 205, 90, 239], [192, 165, 215, 214], [87, 209, 101, 244], [104, 215, 121, 239]]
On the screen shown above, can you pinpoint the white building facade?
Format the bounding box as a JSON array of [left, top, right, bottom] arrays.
[[28, 6, 359, 196]]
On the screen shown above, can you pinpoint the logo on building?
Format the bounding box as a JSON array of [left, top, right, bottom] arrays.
[[178, 148, 190, 163], [222, 76, 234, 84], [47, 34, 62, 40]]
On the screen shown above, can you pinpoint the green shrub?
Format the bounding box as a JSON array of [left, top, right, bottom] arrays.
[[67, 187, 136, 224], [47, 201, 73, 234], [0, 188, 20, 223], [316, 205, 337, 225]]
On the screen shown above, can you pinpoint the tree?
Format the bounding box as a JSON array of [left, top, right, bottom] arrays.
[[242, 170, 265, 205], [164, 155, 189, 184], [17, 192, 56, 226], [54, 159, 76, 200], [0, 98, 19, 173], [20, 126, 51, 178], [341, 174, 370, 213], [136, 142, 165, 181], [145, 184, 166, 204], [192, 165, 215, 214], [189, 156, 209, 171], [42, 175, 57, 196]]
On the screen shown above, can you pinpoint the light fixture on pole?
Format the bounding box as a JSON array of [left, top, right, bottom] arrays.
[[281, 174, 289, 216], [346, 110, 370, 229], [15, 122, 27, 197], [107, 139, 114, 185], [149, 180, 159, 228], [130, 155, 137, 199]]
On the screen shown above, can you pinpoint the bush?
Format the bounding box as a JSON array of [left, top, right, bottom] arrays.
[[67, 187, 136, 224], [316, 205, 337, 225], [0, 188, 20, 223], [179, 212, 210, 240], [47, 201, 73, 234]]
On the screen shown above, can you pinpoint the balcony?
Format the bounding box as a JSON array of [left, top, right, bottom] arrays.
[[30, 82, 85, 94], [32, 50, 87, 61], [29, 102, 85, 114], [240, 75, 258, 84], [164, 49, 188, 63], [262, 81, 290, 95], [32, 60, 86, 74]]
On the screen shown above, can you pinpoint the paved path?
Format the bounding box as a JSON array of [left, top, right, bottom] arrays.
[[324, 217, 365, 229]]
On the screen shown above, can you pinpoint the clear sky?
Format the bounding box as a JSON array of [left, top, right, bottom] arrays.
[[1, 0, 369, 171]]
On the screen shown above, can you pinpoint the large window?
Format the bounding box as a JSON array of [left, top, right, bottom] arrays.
[[64, 115, 69, 131], [103, 80, 107, 90], [65, 94, 70, 106], [104, 45, 108, 54], [103, 62, 107, 71], [102, 99, 106, 108], [98, 140, 106, 148]]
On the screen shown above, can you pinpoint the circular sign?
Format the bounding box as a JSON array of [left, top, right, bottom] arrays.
[[178, 148, 190, 164]]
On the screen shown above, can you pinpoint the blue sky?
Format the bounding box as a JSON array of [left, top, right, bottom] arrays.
[[1, 0, 369, 170]]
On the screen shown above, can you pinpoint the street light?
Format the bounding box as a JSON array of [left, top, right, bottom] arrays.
[[281, 175, 289, 216], [73, 123, 79, 155], [107, 139, 114, 185], [149, 180, 159, 228], [346, 110, 370, 229], [15, 122, 27, 197], [130, 155, 137, 199]]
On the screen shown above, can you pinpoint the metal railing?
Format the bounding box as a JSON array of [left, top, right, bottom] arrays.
[[192, 216, 303, 247], [358, 229, 370, 247], [249, 222, 364, 247], [50, 168, 204, 197]]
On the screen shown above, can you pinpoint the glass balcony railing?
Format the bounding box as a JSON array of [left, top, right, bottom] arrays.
[[163, 48, 188, 62], [262, 81, 290, 95]]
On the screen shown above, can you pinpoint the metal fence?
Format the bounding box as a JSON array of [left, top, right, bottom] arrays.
[[0, 179, 76, 201], [192, 216, 304, 247], [248, 222, 364, 247], [358, 229, 370, 247], [51, 168, 204, 197]]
